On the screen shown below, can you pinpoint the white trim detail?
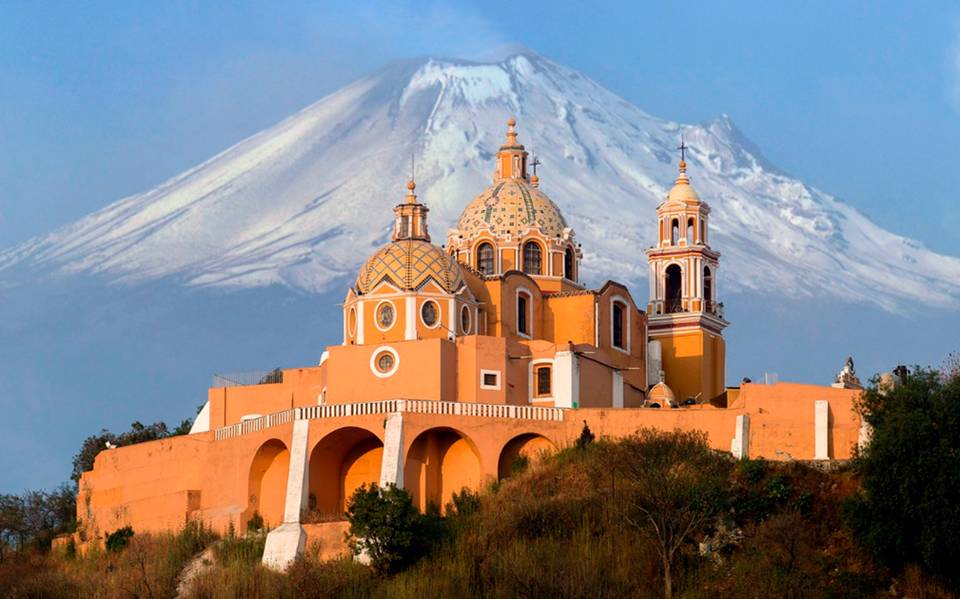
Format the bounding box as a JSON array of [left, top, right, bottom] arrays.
[[554, 350, 579, 408], [814, 400, 830, 460], [528, 358, 555, 404], [731, 414, 749, 459], [405, 297, 416, 340], [356, 301, 365, 345], [189, 401, 211, 434], [516, 286, 533, 339], [370, 346, 400, 378], [610, 295, 631, 354], [480, 369, 502, 391]]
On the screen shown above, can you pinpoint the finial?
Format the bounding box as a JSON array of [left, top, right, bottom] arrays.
[[404, 178, 417, 204], [675, 137, 690, 184], [506, 117, 518, 144], [406, 179, 416, 191]]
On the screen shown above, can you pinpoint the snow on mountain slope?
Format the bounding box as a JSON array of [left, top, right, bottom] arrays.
[[2, 50, 959, 312]]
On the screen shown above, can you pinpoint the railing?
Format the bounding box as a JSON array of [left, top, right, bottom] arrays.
[[665, 299, 685, 314], [214, 399, 565, 441], [212, 369, 283, 388]]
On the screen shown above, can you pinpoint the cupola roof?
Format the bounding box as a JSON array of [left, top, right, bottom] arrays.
[[355, 179, 463, 295], [666, 160, 701, 205]]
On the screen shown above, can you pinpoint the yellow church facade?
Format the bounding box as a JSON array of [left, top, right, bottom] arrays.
[[76, 119, 865, 568]]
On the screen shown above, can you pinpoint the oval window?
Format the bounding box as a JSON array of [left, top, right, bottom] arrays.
[[421, 301, 439, 327], [377, 302, 395, 329], [460, 305, 471, 335], [376, 352, 395, 373], [347, 306, 357, 336]]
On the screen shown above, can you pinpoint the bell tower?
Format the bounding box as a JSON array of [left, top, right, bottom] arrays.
[[645, 147, 728, 404]]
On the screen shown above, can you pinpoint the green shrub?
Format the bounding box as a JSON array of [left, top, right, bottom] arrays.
[[105, 526, 134, 553], [246, 511, 265, 533]]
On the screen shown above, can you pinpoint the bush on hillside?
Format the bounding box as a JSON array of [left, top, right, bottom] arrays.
[[845, 365, 960, 591], [345, 484, 443, 575]]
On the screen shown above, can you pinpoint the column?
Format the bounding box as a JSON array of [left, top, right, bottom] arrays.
[[611, 370, 624, 408], [554, 350, 580, 409], [262, 419, 310, 570], [379, 411, 405, 488], [814, 400, 830, 460]]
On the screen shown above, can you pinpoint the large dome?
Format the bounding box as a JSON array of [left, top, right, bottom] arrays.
[[355, 239, 463, 294], [456, 179, 568, 240]]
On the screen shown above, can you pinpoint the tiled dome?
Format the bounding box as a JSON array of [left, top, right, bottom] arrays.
[[456, 179, 568, 240], [356, 240, 463, 294]]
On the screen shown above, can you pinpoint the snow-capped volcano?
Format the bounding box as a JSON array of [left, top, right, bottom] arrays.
[[2, 50, 958, 312]]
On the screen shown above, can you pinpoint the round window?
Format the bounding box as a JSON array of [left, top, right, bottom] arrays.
[[375, 352, 394, 373], [421, 301, 439, 327], [377, 302, 395, 329], [460, 305, 471, 335]]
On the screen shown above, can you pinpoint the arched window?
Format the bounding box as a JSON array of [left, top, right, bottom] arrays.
[[687, 218, 695, 245], [517, 291, 531, 336], [612, 301, 626, 350], [477, 243, 495, 274], [671, 219, 679, 245], [665, 264, 683, 313], [563, 247, 575, 281], [522, 241, 542, 275], [703, 266, 713, 311]]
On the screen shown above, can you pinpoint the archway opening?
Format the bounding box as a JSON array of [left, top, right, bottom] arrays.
[[564, 247, 575, 281], [671, 219, 679, 245], [703, 265, 713, 309], [246, 439, 289, 530], [404, 427, 481, 513], [497, 434, 557, 480], [665, 264, 683, 313], [309, 427, 384, 518]]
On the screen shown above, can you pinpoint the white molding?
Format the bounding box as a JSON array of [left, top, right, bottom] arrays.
[[370, 346, 400, 378], [516, 286, 533, 338], [814, 400, 830, 460], [610, 295, 631, 354], [405, 297, 416, 340], [447, 298, 456, 339], [356, 301, 365, 345], [554, 350, 579, 408], [528, 358, 555, 404], [480, 369, 502, 391]]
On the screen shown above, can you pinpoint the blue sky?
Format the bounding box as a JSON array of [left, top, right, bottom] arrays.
[[2, 1, 959, 256]]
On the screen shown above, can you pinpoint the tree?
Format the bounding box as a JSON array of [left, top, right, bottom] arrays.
[[607, 429, 730, 598], [345, 483, 441, 575], [845, 365, 960, 591]]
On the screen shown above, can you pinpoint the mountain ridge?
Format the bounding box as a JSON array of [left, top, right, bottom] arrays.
[[2, 50, 958, 312]]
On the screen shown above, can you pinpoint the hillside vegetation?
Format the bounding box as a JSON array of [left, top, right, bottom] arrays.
[[2, 361, 958, 598]]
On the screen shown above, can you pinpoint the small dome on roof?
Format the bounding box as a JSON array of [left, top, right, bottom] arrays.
[[648, 381, 677, 406], [456, 178, 568, 239], [355, 240, 463, 295]]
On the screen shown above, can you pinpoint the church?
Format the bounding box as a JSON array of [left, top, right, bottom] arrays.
[[76, 119, 865, 568]]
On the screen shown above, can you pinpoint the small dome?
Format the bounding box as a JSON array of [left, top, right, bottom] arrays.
[[356, 240, 463, 295], [648, 382, 677, 405], [666, 160, 701, 205], [456, 178, 568, 239]]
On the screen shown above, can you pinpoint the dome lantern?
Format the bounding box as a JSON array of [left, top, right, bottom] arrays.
[[494, 117, 529, 182], [392, 179, 430, 242]]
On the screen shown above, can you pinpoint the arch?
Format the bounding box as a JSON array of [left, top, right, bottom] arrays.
[[476, 242, 495, 275], [564, 246, 575, 281], [611, 295, 630, 352], [522, 241, 542, 275], [687, 217, 695, 245], [308, 427, 384, 518], [516, 287, 533, 337], [703, 265, 713, 306], [498, 433, 557, 480], [665, 264, 683, 313], [404, 427, 482, 513], [671, 218, 680, 245], [246, 439, 289, 530]]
